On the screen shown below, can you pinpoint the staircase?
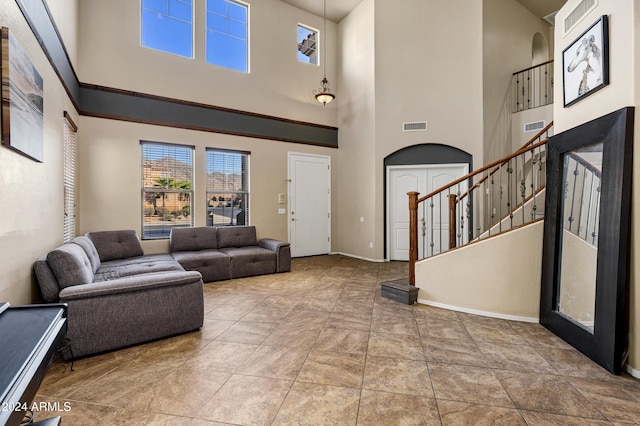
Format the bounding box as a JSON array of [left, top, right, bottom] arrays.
[[407, 122, 554, 286]]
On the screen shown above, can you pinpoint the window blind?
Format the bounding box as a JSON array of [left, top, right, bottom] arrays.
[[141, 141, 194, 239], [63, 113, 78, 243], [206, 148, 249, 226]]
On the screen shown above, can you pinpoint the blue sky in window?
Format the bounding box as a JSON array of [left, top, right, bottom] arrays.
[[141, 0, 193, 58]]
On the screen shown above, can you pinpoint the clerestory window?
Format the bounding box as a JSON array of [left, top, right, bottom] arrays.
[[141, 0, 193, 58], [206, 0, 249, 72], [297, 24, 318, 65]]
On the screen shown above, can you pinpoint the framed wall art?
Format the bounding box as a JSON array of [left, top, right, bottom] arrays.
[[1, 27, 44, 162], [562, 15, 609, 107]]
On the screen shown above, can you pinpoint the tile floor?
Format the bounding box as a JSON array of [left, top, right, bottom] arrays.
[[34, 255, 640, 425]]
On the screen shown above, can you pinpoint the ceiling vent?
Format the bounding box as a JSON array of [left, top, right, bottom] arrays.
[[403, 121, 428, 132], [524, 120, 545, 133], [564, 0, 597, 35]]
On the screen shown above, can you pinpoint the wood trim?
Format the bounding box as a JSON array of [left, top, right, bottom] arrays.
[[81, 110, 338, 149], [79, 83, 338, 131], [63, 111, 77, 132], [512, 59, 554, 76]]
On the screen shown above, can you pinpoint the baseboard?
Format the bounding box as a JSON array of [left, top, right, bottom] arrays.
[[330, 252, 388, 263], [417, 298, 539, 323], [625, 363, 640, 379]]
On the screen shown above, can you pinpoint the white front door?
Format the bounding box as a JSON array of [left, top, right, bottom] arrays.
[[387, 164, 469, 261], [288, 153, 331, 257]]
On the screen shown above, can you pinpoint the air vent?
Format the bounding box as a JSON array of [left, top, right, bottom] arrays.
[[403, 121, 428, 132], [564, 0, 597, 35], [524, 120, 545, 133]]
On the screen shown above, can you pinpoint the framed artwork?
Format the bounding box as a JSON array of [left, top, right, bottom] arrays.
[[1, 27, 44, 162], [562, 15, 609, 107]]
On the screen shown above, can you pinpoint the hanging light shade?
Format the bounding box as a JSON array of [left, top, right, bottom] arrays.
[[313, 0, 335, 105], [314, 77, 335, 104]]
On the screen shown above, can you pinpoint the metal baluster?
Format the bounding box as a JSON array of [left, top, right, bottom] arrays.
[[507, 160, 513, 229], [577, 163, 588, 240], [592, 182, 601, 245], [567, 158, 580, 232], [498, 163, 503, 233], [420, 202, 427, 258], [429, 197, 435, 257], [520, 151, 526, 225], [531, 149, 537, 219], [457, 184, 463, 246]]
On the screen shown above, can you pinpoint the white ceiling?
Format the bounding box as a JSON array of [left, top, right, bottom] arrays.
[[281, 0, 566, 23]]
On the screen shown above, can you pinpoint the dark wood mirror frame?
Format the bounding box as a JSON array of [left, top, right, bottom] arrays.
[[540, 107, 634, 374]]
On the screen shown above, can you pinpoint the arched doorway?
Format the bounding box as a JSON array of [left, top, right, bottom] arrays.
[[384, 144, 472, 260]]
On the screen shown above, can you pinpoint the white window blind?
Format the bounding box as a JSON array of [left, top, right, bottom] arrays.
[[206, 149, 249, 226], [141, 141, 194, 239], [63, 112, 78, 243]]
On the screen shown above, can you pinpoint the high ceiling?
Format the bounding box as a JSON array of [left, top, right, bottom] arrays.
[[281, 0, 567, 23]]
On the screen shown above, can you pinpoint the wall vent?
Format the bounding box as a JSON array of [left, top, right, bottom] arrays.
[[524, 120, 546, 133], [564, 0, 597, 35], [403, 121, 428, 132]]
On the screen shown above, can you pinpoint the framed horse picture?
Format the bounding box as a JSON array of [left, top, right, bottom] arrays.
[[562, 15, 609, 107]]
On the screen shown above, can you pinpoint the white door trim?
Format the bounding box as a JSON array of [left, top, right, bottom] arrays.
[[287, 152, 331, 257]]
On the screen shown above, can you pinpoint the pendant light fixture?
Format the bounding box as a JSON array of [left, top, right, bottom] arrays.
[[313, 0, 335, 105]]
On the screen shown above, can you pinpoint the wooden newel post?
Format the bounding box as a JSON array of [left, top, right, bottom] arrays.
[[448, 194, 457, 249], [408, 191, 419, 286]]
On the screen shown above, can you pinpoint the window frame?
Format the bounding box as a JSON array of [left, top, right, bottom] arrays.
[[140, 0, 194, 59], [141, 141, 195, 240], [297, 23, 319, 66], [205, 0, 250, 73], [206, 148, 250, 227]]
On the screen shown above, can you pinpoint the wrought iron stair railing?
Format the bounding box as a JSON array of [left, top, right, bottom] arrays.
[[512, 60, 554, 112], [408, 122, 553, 285], [562, 151, 602, 247]]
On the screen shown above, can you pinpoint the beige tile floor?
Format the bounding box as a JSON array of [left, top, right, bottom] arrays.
[[34, 255, 640, 425]]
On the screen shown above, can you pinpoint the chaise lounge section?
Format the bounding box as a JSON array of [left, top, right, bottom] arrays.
[[33, 230, 204, 359]]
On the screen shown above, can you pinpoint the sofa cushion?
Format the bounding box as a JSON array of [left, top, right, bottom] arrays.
[[219, 246, 276, 278], [170, 226, 218, 252], [47, 243, 95, 289], [217, 226, 257, 248], [70, 235, 101, 273], [94, 254, 185, 282], [172, 249, 231, 282], [87, 230, 144, 262]]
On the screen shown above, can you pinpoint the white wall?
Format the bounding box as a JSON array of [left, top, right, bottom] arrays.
[[416, 221, 544, 321], [483, 0, 554, 163], [78, 0, 339, 127], [335, 0, 485, 261], [335, 0, 376, 259], [0, 1, 79, 304], [77, 117, 338, 255]]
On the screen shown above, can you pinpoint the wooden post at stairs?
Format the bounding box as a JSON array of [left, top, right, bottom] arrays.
[[449, 194, 457, 249], [408, 191, 419, 286]]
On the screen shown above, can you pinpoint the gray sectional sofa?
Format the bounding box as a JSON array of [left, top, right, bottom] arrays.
[[170, 225, 291, 282], [34, 230, 204, 359], [33, 226, 290, 359]]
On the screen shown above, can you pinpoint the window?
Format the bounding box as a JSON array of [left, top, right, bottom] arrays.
[[206, 0, 248, 72], [206, 149, 249, 226], [141, 0, 193, 58], [63, 113, 78, 243], [141, 142, 194, 239], [297, 24, 318, 65]]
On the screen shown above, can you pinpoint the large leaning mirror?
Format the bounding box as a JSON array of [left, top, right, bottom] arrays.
[[540, 107, 634, 374]]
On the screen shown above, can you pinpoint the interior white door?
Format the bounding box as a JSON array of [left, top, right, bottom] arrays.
[[288, 153, 331, 257], [387, 164, 469, 261], [388, 167, 427, 261]]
